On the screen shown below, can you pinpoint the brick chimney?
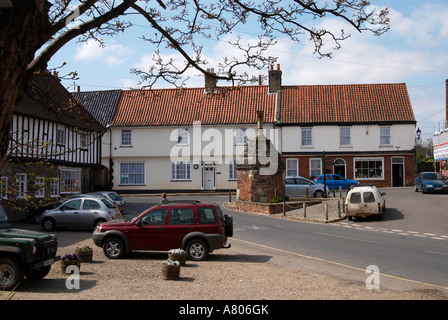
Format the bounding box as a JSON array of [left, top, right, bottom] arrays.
[[268, 64, 282, 93], [204, 68, 217, 94]]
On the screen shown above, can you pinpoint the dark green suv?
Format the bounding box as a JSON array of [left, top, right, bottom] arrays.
[[0, 203, 60, 290]]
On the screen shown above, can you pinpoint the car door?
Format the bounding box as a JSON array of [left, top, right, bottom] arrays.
[[79, 199, 102, 227], [295, 178, 311, 197], [285, 178, 298, 196], [127, 208, 168, 250], [57, 199, 82, 227], [164, 207, 195, 249]]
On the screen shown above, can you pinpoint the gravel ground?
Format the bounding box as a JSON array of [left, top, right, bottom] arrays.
[[4, 220, 446, 301]]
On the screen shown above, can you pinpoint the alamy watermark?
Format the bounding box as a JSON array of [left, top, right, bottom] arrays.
[[65, 265, 80, 290], [169, 121, 280, 175], [365, 265, 380, 290]]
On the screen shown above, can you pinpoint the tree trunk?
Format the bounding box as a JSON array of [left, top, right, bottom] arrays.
[[0, 0, 50, 171]]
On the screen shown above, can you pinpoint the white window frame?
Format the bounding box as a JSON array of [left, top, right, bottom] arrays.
[[380, 126, 391, 146], [309, 158, 322, 178], [120, 162, 145, 185], [121, 130, 132, 146], [235, 128, 247, 146], [171, 161, 191, 181], [340, 127, 351, 146], [286, 158, 298, 177], [301, 127, 313, 147], [229, 160, 237, 180], [56, 126, 66, 146], [0, 176, 8, 199], [50, 178, 59, 198], [60, 168, 81, 194], [35, 177, 45, 198], [176, 129, 190, 145], [354, 157, 384, 180], [16, 173, 27, 199]]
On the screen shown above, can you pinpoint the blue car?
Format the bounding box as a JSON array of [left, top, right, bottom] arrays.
[[415, 172, 448, 194], [314, 174, 360, 190]]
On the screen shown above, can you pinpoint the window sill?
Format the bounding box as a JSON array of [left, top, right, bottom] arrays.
[[120, 145, 133, 148]]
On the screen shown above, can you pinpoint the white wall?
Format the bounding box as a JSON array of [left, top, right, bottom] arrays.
[[281, 124, 416, 153]]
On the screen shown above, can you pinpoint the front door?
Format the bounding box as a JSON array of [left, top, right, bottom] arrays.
[[392, 158, 404, 187], [203, 165, 215, 190]]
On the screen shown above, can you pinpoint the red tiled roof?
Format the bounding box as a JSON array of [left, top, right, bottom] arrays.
[[110, 83, 415, 127], [111, 86, 277, 126], [280, 83, 416, 124]]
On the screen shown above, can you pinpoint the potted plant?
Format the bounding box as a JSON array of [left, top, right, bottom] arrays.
[[168, 248, 186, 265], [161, 259, 180, 280], [60, 253, 80, 273], [76, 245, 93, 262]]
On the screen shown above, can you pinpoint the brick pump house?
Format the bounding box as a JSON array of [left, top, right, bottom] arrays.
[[75, 65, 417, 192]]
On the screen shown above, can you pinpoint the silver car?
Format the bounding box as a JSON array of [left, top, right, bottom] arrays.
[[88, 191, 126, 212], [285, 176, 330, 198], [40, 196, 122, 231]]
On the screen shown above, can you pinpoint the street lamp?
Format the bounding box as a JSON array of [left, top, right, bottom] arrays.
[[416, 127, 421, 141]]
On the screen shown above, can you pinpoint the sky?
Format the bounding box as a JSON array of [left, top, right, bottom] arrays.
[[48, 1, 448, 142]]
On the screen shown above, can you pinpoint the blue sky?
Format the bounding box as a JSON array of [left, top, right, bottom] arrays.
[[48, 1, 448, 142]]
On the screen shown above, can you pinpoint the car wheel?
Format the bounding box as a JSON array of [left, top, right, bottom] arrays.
[[314, 190, 323, 198], [224, 214, 233, 237], [94, 219, 107, 228], [103, 237, 125, 259], [185, 239, 209, 261], [42, 218, 56, 231], [0, 257, 24, 291]]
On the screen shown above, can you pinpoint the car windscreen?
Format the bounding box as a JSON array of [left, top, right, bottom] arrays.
[[422, 172, 444, 180], [107, 193, 122, 201], [101, 198, 117, 209], [0, 205, 11, 227]]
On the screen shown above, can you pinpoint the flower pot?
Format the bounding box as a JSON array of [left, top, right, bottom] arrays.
[[168, 252, 186, 266], [61, 259, 81, 274], [76, 249, 93, 262], [162, 264, 180, 280]]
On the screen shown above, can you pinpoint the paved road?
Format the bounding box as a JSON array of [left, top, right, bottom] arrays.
[[123, 189, 448, 293]]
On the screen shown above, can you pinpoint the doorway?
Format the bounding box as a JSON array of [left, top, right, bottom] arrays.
[[202, 165, 215, 190], [392, 157, 404, 187]]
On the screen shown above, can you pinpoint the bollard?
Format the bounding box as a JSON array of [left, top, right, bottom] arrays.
[[325, 203, 328, 221], [283, 201, 286, 216], [229, 190, 232, 203], [303, 202, 306, 218], [338, 200, 341, 218]]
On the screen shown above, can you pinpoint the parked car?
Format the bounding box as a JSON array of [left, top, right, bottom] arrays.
[[285, 176, 330, 198], [345, 185, 386, 221], [0, 203, 60, 290], [39, 196, 122, 231], [414, 172, 448, 194], [26, 193, 108, 223], [88, 191, 126, 212], [92, 200, 233, 261], [314, 174, 359, 190]]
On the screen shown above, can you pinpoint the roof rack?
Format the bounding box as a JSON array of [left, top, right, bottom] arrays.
[[160, 200, 201, 204]]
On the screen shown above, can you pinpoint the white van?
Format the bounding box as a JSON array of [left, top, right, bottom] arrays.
[[345, 186, 386, 221]]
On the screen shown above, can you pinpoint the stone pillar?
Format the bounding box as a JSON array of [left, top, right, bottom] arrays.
[[236, 111, 285, 203]]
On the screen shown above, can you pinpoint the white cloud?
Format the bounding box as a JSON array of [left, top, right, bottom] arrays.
[[75, 40, 132, 66]]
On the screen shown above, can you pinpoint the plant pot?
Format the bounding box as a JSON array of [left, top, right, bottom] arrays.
[[168, 253, 186, 266], [61, 259, 81, 274], [76, 249, 93, 262], [162, 264, 180, 280]]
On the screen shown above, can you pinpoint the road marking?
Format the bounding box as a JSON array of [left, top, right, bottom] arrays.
[[232, 238, 448, 291], [335, 222, 448, 241], [426, 250, 448, 256], [313, 232, 382, 245]]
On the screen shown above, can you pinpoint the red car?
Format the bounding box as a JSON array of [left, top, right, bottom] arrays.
[[92, 200, 232, 261]]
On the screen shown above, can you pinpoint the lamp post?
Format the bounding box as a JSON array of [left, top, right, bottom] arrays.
[[416, 127, 421, 141]]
